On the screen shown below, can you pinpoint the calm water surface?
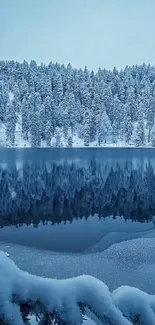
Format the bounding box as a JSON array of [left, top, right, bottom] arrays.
[[0, 148, 155, 252]]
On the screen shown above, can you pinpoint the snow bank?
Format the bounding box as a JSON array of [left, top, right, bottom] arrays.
[[1, 251, 155, 325]]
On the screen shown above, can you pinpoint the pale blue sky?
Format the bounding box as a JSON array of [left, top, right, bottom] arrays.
[[0, 0, 155, 71]]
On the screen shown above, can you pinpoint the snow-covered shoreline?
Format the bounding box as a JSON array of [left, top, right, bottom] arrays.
[[1, 144, 155, 149]]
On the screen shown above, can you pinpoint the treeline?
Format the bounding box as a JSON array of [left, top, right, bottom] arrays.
[[1, 61, 155, 146]]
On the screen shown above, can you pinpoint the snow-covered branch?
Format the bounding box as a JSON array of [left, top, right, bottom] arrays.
[[0, 252, 155, 325]]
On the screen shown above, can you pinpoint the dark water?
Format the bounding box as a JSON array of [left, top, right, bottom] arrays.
[[0, 148, 155, 251]]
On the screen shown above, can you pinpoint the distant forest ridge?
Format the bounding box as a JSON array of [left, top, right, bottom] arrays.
[[0, 60, 155, 147]]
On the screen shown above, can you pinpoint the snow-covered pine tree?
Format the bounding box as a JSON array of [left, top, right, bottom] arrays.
[[84, 109, 91, 146], [123, 103, 133, 144], [21, 96, 29, 140], [118, 81, 126, 104], [55, 127, 61, 147], [151, 122, 155, 146], [67, 128, 73, 147], [91, 79, 104, 135], [35, 92, 42, 112], [62, 87, 76, 137], [62, 63, 74, 93], [19, 78, 29, 100], [67, 91, 76, 134], [96, 109, 112, 145], [126, 86, 136, 121], [75, 102, 85, 139], [111, 120, 119, 143], [44, 76, 53, 98], [74, 99, 83, 125], [39, 103, 46, 140], [135, 103, 145, 146], [101, 85, 113, 123], [45, 120, 52, 146], [0, 82, 8, 122], [52, 72, 63, 106], [12, 83, 20, 112], [112, 95, 123, 139], [146, 95, 155, 143], [30, 110, 41, 147], [43, 95, 55, 136], [5, 100, 16, 146], [79, 81, 91, 110]]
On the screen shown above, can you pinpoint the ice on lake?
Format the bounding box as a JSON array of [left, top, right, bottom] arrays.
[[1, 228, 155, 295]]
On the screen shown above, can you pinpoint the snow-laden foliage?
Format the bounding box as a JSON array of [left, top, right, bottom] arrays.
[[0, 61, 155, 147], [0, 251, 155, 324]]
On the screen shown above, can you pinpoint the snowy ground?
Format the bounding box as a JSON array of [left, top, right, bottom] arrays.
[[1, 226, 155, 295], [0, 129, 155, 148], [0, 120, 154, 148]]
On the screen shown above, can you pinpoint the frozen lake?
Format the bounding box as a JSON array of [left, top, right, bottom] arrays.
[[0, 147, 155, 252], [1, 233, 155, 295], [0, 148, 155, 297]]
